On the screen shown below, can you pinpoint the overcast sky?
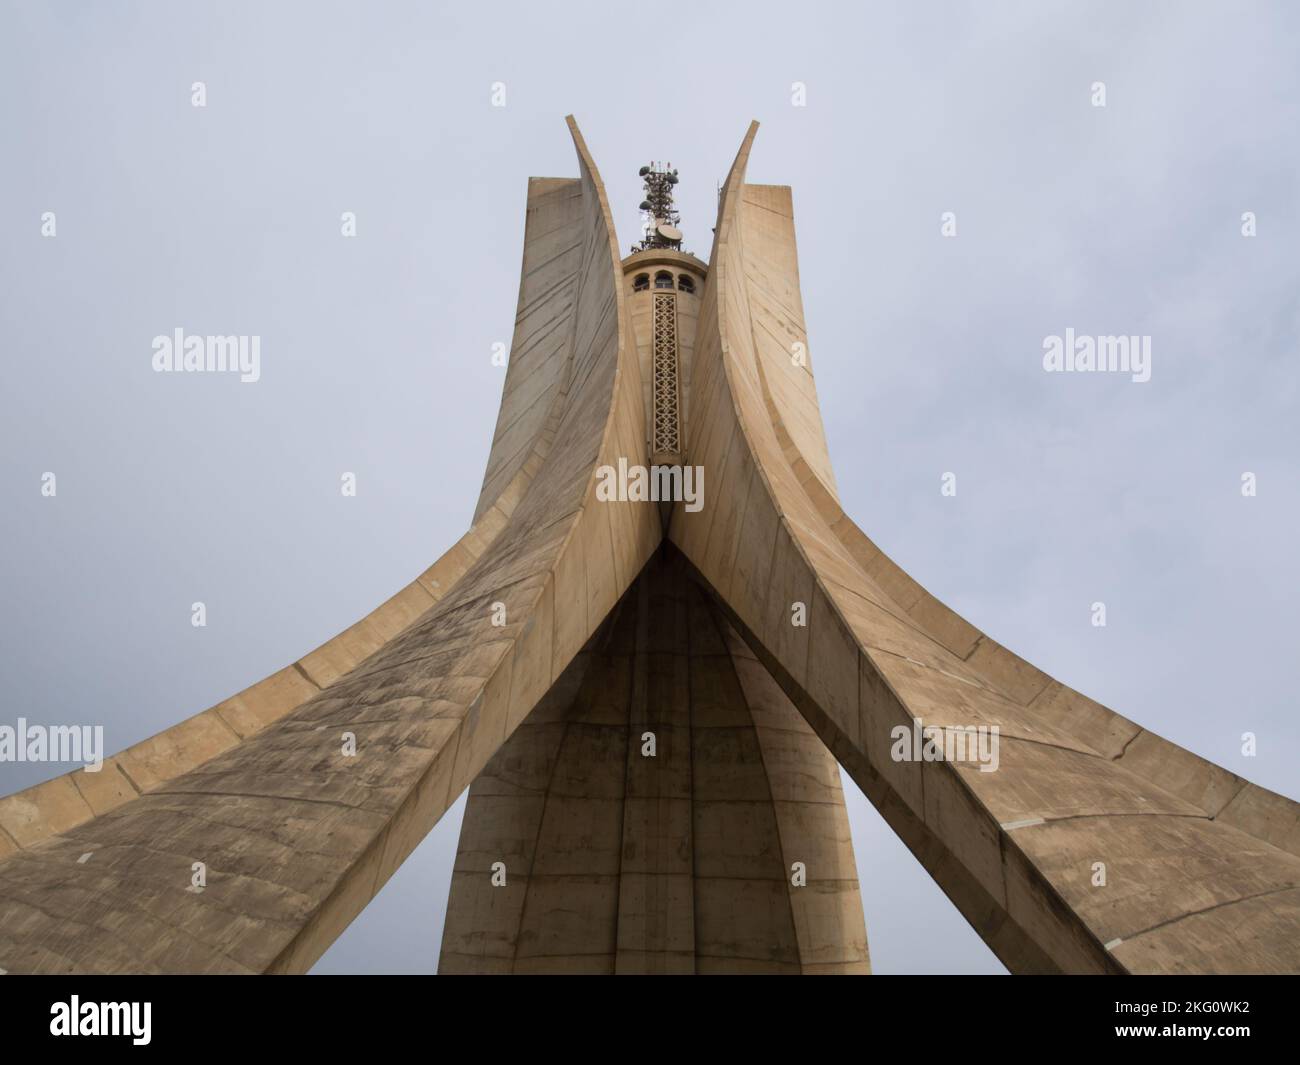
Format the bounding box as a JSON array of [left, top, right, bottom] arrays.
[[2, 1, 1297, 975]]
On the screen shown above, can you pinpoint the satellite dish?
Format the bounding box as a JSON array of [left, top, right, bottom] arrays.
[[667, 173, 679, 185], [638, 166, 650, 177], [656, 224, 682, 242], [639, 200, 652, 211]]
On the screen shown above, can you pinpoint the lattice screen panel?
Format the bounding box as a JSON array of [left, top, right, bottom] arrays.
[[651, 292, 681, 454]]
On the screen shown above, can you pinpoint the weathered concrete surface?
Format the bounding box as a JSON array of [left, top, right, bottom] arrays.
[[668, 121, 1300, 974], [0, 168, 604, 859], [439, 548, 869, 974], [2, 115, 1295, 976], [0, 117, 660, 974], [622, 248, 708, 454]]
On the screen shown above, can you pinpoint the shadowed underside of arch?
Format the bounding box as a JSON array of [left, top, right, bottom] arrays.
[[439, 546, 869, 974], [0, 118, 1296, 975]]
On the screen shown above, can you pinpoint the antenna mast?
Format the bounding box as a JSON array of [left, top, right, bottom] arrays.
[[632, 162, 683, 253]]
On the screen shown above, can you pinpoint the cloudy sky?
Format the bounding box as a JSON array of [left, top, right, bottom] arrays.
[[2, 1, 1296, 974]]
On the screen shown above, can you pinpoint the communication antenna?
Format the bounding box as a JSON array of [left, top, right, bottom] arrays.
[[632, 161, 684, 252]]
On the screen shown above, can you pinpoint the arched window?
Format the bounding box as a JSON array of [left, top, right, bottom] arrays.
[[632, 273, 649, 292], [677, 274, 695, 294], [654, 271, 674, 289]]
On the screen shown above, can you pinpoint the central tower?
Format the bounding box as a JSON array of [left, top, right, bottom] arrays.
[[623, 164, 706, 470]]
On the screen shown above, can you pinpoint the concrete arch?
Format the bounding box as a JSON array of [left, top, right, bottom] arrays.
[[0, 117, 660, 974], [439, 547, 869, 974], [669, 121, 1300, 974], [2, 116, 1295, 976]]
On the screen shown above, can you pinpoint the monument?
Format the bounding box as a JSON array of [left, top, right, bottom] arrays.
[[1, 118, 1297, 974]]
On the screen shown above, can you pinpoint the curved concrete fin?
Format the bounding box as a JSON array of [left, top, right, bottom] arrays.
[[439, 546, 869, 974], [669, 122, 1300, 974], [473, 174, 585, 522], [5, 114, 1291, 976], [0, 118, 661, 974]]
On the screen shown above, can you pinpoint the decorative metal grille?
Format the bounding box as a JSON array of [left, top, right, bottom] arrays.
[[651, 292, 681, 455]]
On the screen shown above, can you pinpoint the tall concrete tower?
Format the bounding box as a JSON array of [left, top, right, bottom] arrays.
[[625, 162, 703, 474], [1, 118, 1297, 975], [439, 157, 868, 974]]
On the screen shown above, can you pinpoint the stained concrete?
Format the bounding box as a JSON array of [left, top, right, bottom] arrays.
[[439, 549, 868, 974], [0, 117, 1295, 975]]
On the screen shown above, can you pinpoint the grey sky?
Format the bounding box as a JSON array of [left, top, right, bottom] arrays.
[[2, 1, 1296, 975]]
